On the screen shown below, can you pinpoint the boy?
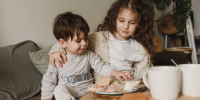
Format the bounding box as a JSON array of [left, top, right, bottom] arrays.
[[41, 12, 131, 100]]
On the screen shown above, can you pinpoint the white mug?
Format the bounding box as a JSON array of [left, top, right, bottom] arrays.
[[143, 67, 180, 100], [179, 64, 200, 97]]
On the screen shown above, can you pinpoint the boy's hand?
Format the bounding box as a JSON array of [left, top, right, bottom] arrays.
[[110, 69, 131, 81]]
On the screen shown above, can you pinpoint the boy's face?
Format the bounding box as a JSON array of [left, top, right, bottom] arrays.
[[65, 31, 88, 55]]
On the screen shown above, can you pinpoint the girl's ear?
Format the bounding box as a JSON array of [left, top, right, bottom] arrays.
[[59, 39, 67, 48]]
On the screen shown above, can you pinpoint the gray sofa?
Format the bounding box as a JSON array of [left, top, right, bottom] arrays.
[[0, 40, 55, 100]]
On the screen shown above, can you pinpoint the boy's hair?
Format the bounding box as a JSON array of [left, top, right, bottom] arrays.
[[53, 12, 90, 41], [96, 0, 155, 62]]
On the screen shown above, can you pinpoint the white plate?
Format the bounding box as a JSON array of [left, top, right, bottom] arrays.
[[94, 85, 141, 95]]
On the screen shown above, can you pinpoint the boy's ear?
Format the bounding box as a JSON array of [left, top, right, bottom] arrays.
[[59, 39, 67, 48]]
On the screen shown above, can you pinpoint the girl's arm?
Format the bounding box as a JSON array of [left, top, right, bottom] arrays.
[[49, 33, 95, 68], [49, 42, 66, 55], [133, 42, 153, 80], [49, 42, 67, 68], [133, 60, 152, 80]]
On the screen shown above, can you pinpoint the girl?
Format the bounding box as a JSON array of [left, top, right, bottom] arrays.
[[49, 0, 155, 82]]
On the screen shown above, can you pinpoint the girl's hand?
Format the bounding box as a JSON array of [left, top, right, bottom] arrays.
[[110, 70, 131, 81], [49, 52, 67, 68]]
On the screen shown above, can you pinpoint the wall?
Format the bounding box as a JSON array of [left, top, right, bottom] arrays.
[[0, 0, 115, 48], [0, 0, 199, 48], [192, 0, 200, 36]]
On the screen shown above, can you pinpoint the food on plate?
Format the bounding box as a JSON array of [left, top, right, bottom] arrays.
[[88, 76, 140, 93], [105, 81, 126, 93], [96, 76, 112, 86], [124, 81, 140, 91], [88, 84, 106, 92], [88, 76, 112, 92]]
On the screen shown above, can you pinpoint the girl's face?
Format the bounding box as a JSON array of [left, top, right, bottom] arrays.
[[115, 9, 138, 41]]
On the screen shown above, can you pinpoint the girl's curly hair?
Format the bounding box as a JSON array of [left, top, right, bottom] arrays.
[[96, 0, 155, 62]]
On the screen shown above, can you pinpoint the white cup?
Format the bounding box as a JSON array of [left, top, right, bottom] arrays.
[[179, 64, 200, 97], [143, 67, 180, 100]]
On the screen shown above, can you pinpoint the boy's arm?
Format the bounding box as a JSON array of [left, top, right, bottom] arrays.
[[41, 63, 58, 100], [88, 50, 130, 81], [88, 50, 114, 77], [49, 42, 66, 56]]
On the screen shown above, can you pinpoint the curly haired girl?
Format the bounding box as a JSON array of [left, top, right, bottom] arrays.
[[49, 0, 155, 82]]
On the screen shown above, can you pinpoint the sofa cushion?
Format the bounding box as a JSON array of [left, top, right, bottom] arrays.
[[0, 40, 42, 100], [29, 46, 51, 75]]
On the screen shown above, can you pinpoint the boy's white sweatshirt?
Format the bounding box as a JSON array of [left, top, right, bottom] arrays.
[[41, 50, 114, 100]]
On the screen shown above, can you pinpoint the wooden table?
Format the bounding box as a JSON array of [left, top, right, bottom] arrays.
[[80, 91, 200, 100], [143, 92, 200, 100], [80, 81, 200, 100]]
